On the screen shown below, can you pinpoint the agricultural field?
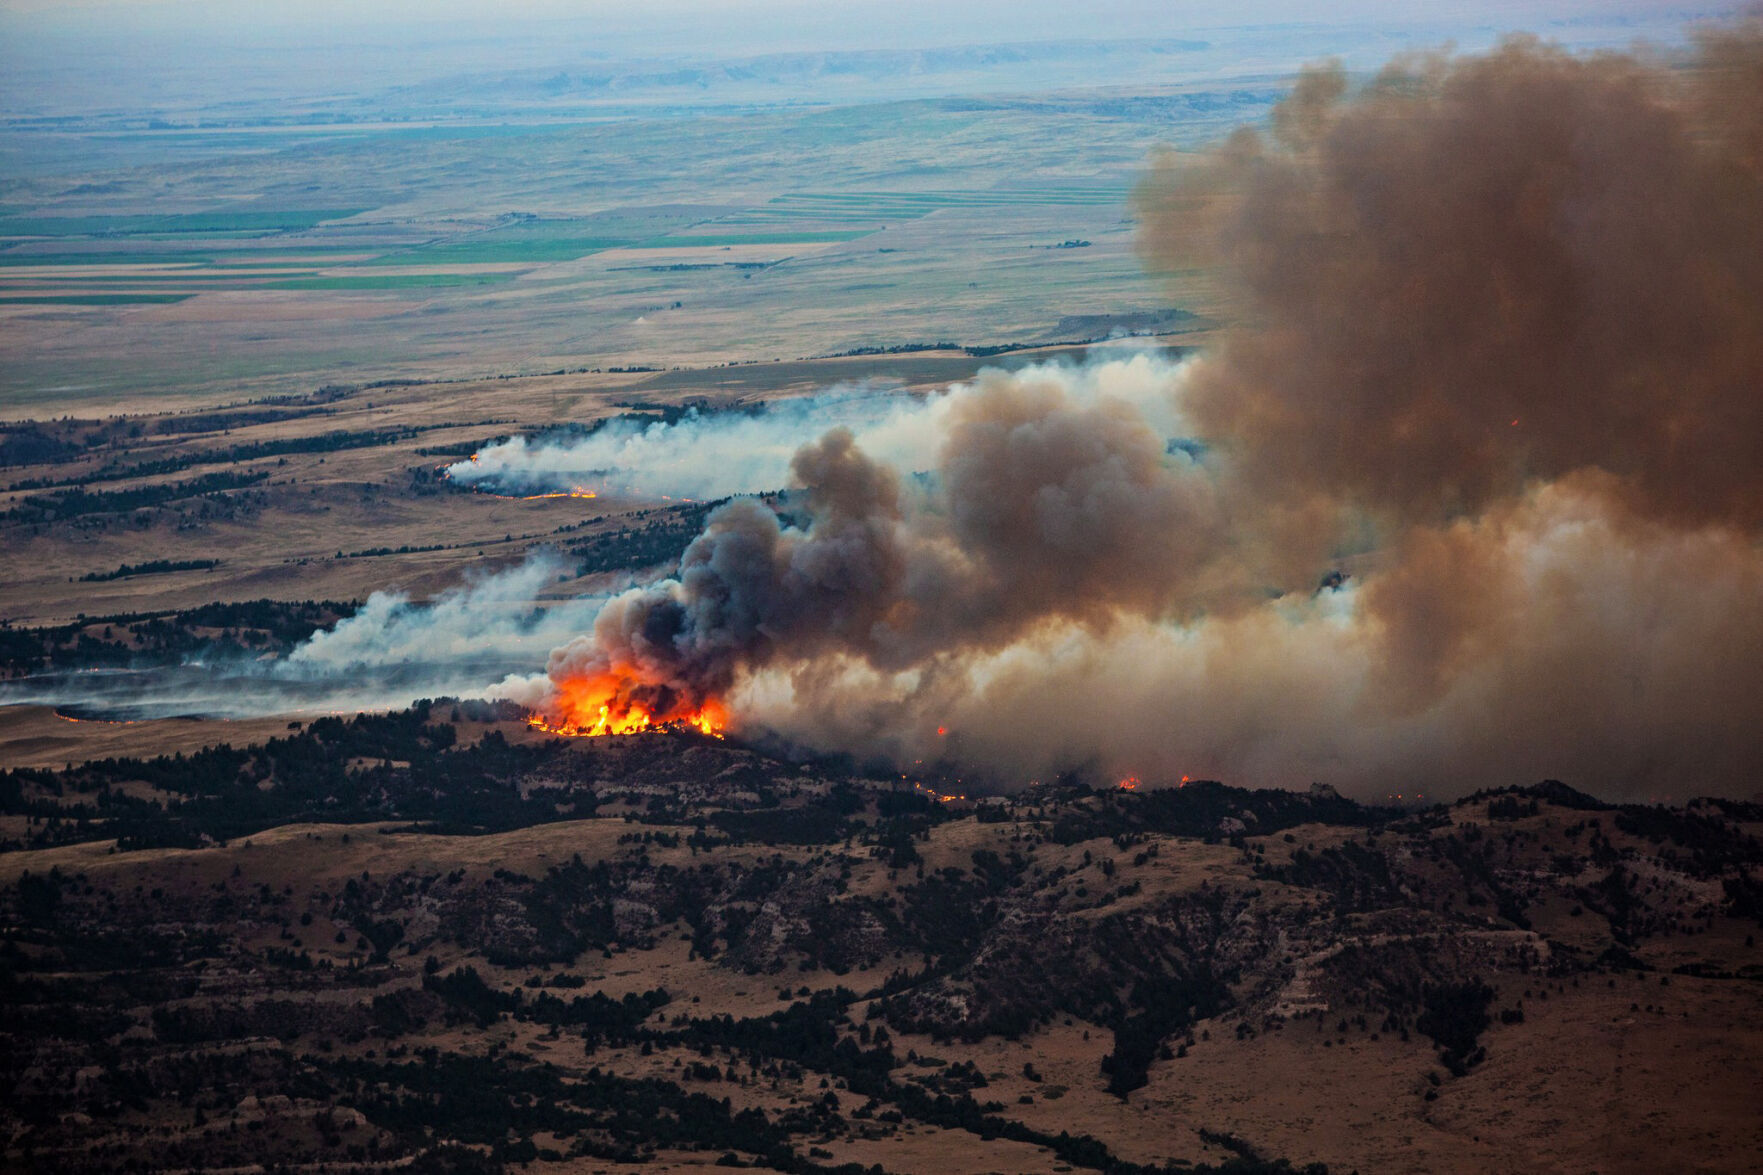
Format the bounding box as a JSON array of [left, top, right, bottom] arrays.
[[0, 90, 1246, 415]]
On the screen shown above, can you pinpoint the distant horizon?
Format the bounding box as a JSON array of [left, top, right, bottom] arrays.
[[0, 1, 1726, 125], [0, 0, 1720, 55]]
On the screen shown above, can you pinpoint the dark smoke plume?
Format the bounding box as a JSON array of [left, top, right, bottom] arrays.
[[529, 358, 1226, 722], [520, 24, 1763, 800]]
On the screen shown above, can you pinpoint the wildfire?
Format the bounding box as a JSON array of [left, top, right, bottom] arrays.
[[1114, 774, 1190, 790], [517, 487, 598, 501], [55, 711, 135, 726], [527, 671, 726, 739], [441, 462, 598, 501]]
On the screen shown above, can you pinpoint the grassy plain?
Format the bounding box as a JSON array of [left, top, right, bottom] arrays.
[[0, 344, 1152, 631], [0, 94, 1233, 413], [3, 757, 1759, 1173]]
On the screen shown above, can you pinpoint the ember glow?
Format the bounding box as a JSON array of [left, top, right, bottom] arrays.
[[527, 669, 727, 738], [518, 487, 598, 502], [55, 711, 137, 726], [441, 457, 599, 501]]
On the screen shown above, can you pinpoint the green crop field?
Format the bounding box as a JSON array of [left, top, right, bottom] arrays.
[[630, 230, 875, 248], [0, 293, 196, 305], [0, 209, 367, 236], [0, 89, 1225, 407], [0, 251, 225, 267], [0, 248, 388, 269], [365, 237, 631, 265], [258, 272, 523, 290], [20, 272, 321, 284]]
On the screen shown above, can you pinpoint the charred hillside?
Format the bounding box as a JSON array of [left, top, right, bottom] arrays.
[[2, 714, 1762, 1172]]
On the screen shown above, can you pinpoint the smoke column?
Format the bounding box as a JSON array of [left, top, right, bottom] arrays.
[[511, 24, 1763, 800]]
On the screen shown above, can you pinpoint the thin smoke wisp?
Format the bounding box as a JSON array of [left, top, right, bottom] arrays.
[[448, 382, 981, 501], [0, 555, 616, 722]]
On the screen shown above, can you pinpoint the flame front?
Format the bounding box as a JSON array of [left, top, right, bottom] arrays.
[[528, 670, 726, 738], [518, 486, 598, 501]]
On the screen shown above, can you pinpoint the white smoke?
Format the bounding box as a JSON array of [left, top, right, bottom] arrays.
[[0, 554, 619, 722], [444, 357, 1195, 500], [252, 552, 622, 714], [279, 554, 600, 680]]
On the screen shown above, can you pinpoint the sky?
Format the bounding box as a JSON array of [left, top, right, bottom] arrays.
[[0, 1, 1710, 53], [0, 0, 1722, 122]]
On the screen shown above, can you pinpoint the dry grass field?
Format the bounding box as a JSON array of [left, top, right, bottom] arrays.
[[0, 342, 1158, 628], [4, 750, 1759, 1173]]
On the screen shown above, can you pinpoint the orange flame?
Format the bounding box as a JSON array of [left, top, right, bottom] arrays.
[[518, 486, 598, 501], [55, 711, 136, 726], [528, 670, 726, 739], [441, 460, 599, 501]]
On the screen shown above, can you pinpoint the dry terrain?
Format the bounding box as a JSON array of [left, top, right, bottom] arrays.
[[3, 718, 1761, 1174], [2, 15, 1752, 1174], [1, 344, 1161, 629]]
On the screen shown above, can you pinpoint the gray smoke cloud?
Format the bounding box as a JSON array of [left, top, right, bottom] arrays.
[[511, 24, 1763, 802], [492, 355, 1220, 716], [735, 482, 1763, 800]]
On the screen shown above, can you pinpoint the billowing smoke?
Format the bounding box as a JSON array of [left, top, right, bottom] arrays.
[[1137, 28, 1763, 546], [737, 482, 1763, 798], [493, 355, 1220, 723], [515, 23, 1763, 801]]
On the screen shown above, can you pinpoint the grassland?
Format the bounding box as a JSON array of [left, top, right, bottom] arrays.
[[255, 272, 522, 291], [0, 93, 1237, 413], [2, 741, 1759, 1173], [0, 293, 194, 305], [0, 345, 1143, 630], [0, 209, 366, 235]]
